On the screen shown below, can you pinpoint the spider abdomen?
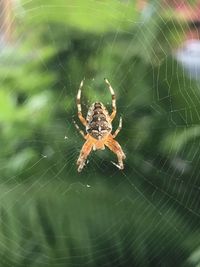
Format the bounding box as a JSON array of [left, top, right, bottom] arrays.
[[86, 102, 112, 140]]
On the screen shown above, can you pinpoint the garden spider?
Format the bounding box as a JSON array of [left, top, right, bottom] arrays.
[[74, 78, 126, 172]]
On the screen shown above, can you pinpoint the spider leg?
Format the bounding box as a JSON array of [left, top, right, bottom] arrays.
[[105, 134, 126, 170], [104, 78, 116, 121], [77, 78, 87, 126], [112, 116, 122, 138], [73, 120, 86, 139], [77, 137, 93, 172]]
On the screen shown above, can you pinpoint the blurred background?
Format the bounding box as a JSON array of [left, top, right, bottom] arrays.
[[1, 0, 200, 266]]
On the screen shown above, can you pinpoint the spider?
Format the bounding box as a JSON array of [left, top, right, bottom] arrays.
[[73, 78, 126, 172]]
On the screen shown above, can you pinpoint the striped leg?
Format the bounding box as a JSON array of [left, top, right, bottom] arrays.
[[112, 116, 122, 138], [73, 120, 86, 139], [77, 79, 87, 126], [77, 139, 93, 172], [105, 134, 126, 170], [104, 78, 116, 121]]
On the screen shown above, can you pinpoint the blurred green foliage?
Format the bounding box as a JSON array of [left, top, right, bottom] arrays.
[[0, 0, 200, 266]]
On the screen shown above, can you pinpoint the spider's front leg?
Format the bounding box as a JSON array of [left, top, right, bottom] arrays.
[[104, 78, 116, 121], [77, 79, 87, 126], [105, 134, 126, 169], [77, 137, 93, 172]]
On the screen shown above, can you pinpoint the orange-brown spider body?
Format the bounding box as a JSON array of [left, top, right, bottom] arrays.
[[74, 78, 126, 172], [86, 102, 112, 141]]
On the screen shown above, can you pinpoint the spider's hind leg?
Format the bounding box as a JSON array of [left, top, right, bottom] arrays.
[[105, 134, 126, 170], [77, 137, 93, 172]]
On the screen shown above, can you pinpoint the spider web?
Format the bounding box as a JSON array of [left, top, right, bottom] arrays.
[[0, 0, 200, 266]]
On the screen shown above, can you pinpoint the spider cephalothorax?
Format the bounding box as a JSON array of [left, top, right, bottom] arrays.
[[73, 78, 126, 172]]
